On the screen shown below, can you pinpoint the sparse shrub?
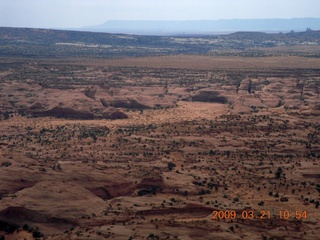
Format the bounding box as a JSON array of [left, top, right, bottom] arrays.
[[167, 162, 176, 171], [275, 167, 283, 179], [147, 233, 159, 239], [23, 224, 33, 232], [4, 223, 18, 234], [3, 111, 10, 120], [32, 228, 44, 239], [1, 162, 12, 167], [170, 198, 176, 203], [209, 149, 216, 156]]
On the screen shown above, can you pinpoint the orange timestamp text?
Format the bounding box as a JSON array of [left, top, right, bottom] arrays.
[[212, 210, 307, 220]]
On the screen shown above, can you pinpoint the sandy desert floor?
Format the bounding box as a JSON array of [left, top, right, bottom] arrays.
[[0, 55, 319, 239]]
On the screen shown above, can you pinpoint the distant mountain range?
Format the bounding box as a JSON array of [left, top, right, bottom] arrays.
[[81, 18, 320, 35]]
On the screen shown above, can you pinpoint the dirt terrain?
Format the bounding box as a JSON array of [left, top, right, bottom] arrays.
[[0, 29, 320, 240]]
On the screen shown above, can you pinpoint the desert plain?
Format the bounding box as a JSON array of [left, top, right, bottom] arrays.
[[0, 28, 319, 240]]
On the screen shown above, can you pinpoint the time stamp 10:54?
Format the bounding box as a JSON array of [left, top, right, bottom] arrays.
[[212, 210, 308, 220]]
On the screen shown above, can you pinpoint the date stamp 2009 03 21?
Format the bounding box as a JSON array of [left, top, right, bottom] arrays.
[[211, 210, 308, 220]]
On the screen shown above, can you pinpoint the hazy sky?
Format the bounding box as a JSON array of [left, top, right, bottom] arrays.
[[1, 0, 319, 28]]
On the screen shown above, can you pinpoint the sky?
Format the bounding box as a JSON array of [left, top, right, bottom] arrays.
[[0, 0, 319, 29]]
